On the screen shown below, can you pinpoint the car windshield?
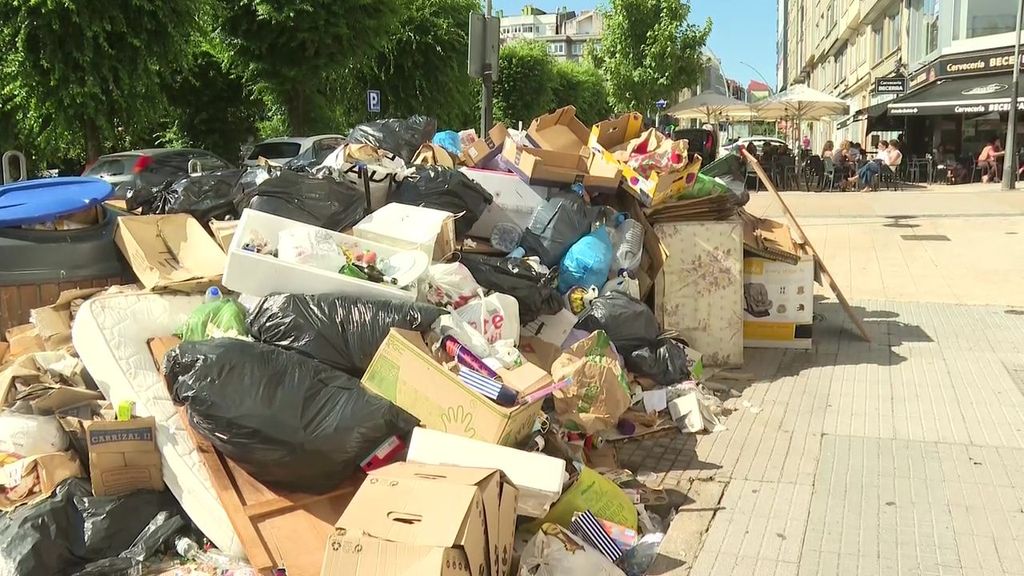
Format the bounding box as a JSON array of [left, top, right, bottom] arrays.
[[84, 157, 132, 176], [247, 142, 301, 160]]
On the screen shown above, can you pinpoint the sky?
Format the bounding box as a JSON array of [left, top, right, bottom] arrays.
[[490, 0, 779, 90]]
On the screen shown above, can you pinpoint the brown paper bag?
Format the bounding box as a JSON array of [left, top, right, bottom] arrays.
[[0, 451, 84, 510], [550, 331, 631, 434], [412, 143, 456, 169]]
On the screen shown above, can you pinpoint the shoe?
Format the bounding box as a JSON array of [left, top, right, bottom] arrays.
[[860, 187, 872, 193]]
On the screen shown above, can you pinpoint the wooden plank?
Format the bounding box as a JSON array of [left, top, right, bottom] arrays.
[[147, 336, 353, 576], [741, 149, 871, 343]]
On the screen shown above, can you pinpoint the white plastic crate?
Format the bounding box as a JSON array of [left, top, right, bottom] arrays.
[[223, 209, 421, 301], [351, 203, 455, 261]]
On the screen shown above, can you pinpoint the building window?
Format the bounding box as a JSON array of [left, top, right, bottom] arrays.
[[909, 0, 940, 63], [873, 24, 883, 59], [549, 42, 565, 55], [956, 0, 1019, 39], [886, 10, 900, 53], [571, 43, 583, 56]]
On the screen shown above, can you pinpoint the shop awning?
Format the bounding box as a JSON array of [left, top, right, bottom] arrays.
[[836, 100, 892, 129], [888, 74, 1024, 116]]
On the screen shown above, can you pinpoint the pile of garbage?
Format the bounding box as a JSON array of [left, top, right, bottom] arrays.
[[0, 105, 757, 576]]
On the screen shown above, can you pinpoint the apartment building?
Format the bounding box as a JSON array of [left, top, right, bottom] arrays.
[[778, 0, 1020, 159], [498, 5, 603, 61]]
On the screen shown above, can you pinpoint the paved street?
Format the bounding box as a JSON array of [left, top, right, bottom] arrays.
[[620, 187, 1024, 575]]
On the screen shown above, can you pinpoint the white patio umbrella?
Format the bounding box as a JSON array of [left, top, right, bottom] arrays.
[[666, 91, 755, 123], [754, 84, 849, 145]]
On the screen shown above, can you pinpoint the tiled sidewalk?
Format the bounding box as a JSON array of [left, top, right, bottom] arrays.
[[619, 299, 1024, 576]]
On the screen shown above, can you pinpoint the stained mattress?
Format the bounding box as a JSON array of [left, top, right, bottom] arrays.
[[72, 291, 243, 557]]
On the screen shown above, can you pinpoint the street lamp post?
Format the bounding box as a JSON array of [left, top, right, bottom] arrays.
[[1002, 0, 1023, 190]]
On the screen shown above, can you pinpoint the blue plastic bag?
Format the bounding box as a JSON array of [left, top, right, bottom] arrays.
[[432, 131, 462, 156], [558, 227, 613, 293]]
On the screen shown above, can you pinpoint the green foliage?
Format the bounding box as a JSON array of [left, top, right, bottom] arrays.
[[494, 41, 555, 127], [219, 0, 401, 135], [339, 0, 481, 130], [552, 61, 612, 125], [597, 0, 711, 113], [0, 0, 202, 161]]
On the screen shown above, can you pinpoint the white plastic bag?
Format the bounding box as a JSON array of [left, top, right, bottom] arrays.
[[519, 523, 625, 576], [455, 292, 520, 345], [423, 262, 482, 310], [0, 412, 69, 458], [277, 228, 345, 272]]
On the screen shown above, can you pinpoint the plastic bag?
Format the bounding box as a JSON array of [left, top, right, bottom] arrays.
[[432, 130, 463, 156], [234, 170, 366, 231], [0, 412, 68, 457], [346, 115, 437, 163], [176, 298, 248, 342], [277, 228, 346, 272], [168, 339, 417, 492], [317, 144, 406, 211], [0, 478, 181, 576], [423, 262, 482, 309], [519, 523, 625, 576], [550, 331, 631, 434], [627, 337, 691, 386], [388, 166, 493, 239], [245, 293, 447, 377], [520, 193, 601, 267], [458, 254, 563, 324], [558, 228, 614, 293], [161, 169, 244, 221], [454, 292, 520, 345]]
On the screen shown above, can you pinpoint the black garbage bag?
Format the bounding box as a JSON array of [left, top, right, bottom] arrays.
[[235, 169, 366, 231], [0, 478, 182, 576], [123, 179, 173, 213], [160, 168, 245, 221], [347, 115, 437, 162], [520, 192, 602, 267], [247, 293, 448, 376], [575, 293, 691, 385], [388, 166, 493, 239], [167, 338, 417, 493], [458, 254, 562, 324]]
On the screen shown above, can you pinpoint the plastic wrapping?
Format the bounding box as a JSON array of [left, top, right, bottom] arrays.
[[167, 338, 417, 492], [625, 337, 691, 386], [388, 166, 493, 239], [519, 523, 625, 576], [234, 170, 366, 231], [423, 262, 483, 309], [246, 293, 447, 376], [458, 254, 563, 324], [520, 193, 601, 267], [0, 478, 181, 576], [0, 412, 69, 457], [346, 115, 437, 162], [176, 298, 248, 341], [432, 131, 462, 156], [123, 170, 244, 222], [558, 228, 614, 293]]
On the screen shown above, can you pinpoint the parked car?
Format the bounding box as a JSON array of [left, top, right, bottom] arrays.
[[673, 128, 719, 164], [83, 148, 233, 198], [719, 136, 787, 159], [243, 135, 346, 167]]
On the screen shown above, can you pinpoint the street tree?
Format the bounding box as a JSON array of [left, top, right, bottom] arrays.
[[494, 40, 555, 127], [552, 60, 612, 125], [219, 0, 399, 135], [598, 0, 711, 113], [0, 0, 203, 163]]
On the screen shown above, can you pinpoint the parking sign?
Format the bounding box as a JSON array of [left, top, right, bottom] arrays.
[[367, 90, 381, 113]]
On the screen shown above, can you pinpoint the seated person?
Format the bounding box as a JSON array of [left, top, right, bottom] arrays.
[[849, 141, 901, 191], [977, 138, 1005, 183]]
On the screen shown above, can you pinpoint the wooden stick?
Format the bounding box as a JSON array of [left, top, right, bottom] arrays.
[[741, 149, 872, 343]]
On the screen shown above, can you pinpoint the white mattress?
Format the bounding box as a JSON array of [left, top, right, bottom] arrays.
[[72, 292, 243, 557]]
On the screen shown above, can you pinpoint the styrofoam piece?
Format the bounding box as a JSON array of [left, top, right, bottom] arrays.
[[223, 209, 421, 300], [406, 427, 566, 518], [352, 203, 454, 261], [459, 167, 553, 239]]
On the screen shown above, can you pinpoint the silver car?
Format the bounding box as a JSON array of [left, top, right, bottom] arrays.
[[243, 135, 346, 167]]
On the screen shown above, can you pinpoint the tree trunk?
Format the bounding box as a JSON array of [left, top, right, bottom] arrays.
[[84, 119, 101, 164], [287, 88, 306, 135]]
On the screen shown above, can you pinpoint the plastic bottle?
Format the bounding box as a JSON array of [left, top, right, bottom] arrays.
[[174, 535, 201, 559], [204, 286, 222, 302], [613, 218, 644, 272]]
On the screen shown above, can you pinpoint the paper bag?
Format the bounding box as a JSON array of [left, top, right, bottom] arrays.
[[85, 417, 163, 497], [0, 451, 84, 510], [412, 143, 457, 169], [550, 331, 630, 434]]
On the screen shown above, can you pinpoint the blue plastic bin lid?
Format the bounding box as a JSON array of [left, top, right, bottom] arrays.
[[0, 176, 114, 228]]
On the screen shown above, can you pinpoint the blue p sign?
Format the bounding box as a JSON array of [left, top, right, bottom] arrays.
[[367, 90, 381, 113]]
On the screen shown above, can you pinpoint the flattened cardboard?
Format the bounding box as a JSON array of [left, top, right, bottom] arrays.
[[740, 210, 800, 265], [0, 351, 90, 409], [361, 329, 543, 446], [0, 451, 84, 511], [329, 462, 518, 576], [208, 219, 238, 253], [85, 416, 163, 496], [114, 214, 226, 290], [30, 287, 106, 351], [461, 123, 508, 168], [5, 324, 44, 359]]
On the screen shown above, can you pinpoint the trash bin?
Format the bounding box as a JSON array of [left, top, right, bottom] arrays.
[[0, 205, 134, 335]]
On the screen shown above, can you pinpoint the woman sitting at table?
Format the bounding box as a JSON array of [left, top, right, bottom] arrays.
[[848, 141, 901, 192], [977, 137, 1005, 183], [821, 140, 835, 160]]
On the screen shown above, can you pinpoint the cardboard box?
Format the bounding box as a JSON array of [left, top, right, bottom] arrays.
[[352, 203, 456, 261], [460, 168, 552, 240], [85, 416, 163, 496], [743, 254, 815, 349], [407, 427, 564, 518], [114, 214, 226, 290], [500, 139, 620, 193], [30, 287, 106, 352], [590, 113, 698, 206], [323, 462, 518, 576], [461, 123, 508, 168], [208, 219, 238, 253], [527, 106, 591, 153], [361, 329, 545, 446]]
